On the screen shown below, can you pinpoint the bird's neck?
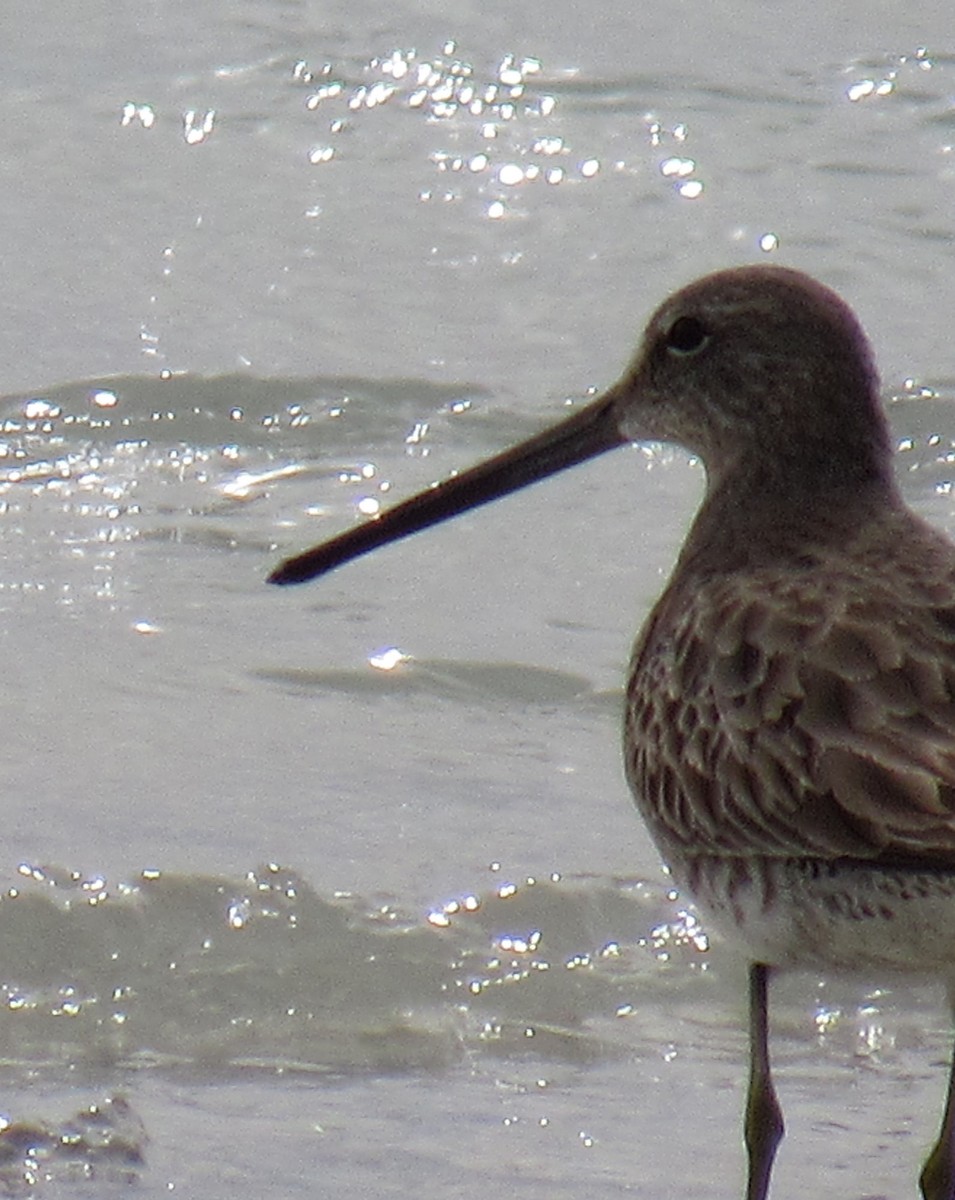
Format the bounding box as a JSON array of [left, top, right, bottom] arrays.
[[674, 459, 900, 578]]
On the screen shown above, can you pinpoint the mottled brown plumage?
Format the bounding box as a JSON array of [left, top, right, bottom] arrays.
[[627, 535, 955, 869], [269, 266, 955, 1200]]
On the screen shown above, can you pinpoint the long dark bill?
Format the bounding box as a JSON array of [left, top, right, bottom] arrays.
[[268, 388, 626, 585]]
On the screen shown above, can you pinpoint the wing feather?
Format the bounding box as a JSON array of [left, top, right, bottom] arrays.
[[625, 529, 955, 866]]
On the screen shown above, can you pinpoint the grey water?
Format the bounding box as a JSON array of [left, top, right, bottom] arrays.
[[1, 1, 955, 1195]]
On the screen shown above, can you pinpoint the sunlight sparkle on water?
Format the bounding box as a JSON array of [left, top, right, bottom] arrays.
[[857, 1009, 894, 1056], [221, 463, 304, 500], [22, 399, 61, 420], [427, 893, 481, 927], [305, 83, 343, 108], [645, 908, 710, 963], [120, 103, 155, 129], [368, 647, 410, 671], [183, 109, 216, 145], [660, 156, 694, 179], [405, 421, 429, 446], [495, 931, 541, 954], [846, 78, 894, 102]]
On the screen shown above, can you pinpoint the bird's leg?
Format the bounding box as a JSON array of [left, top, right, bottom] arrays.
[[745, 962, 784, 1200], [920, 1029, 955, 1200]]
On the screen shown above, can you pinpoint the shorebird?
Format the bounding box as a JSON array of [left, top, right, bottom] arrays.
[[269, 265, 955, 1200]]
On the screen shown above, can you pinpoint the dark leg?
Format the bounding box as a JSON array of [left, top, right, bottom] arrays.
[[920, 1040, 955, 1200], [745, 962, 784, 1200]]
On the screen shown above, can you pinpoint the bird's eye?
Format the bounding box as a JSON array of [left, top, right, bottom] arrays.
[[665, 315, 710, 356]]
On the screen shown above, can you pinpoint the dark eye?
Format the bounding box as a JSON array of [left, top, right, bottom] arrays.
[[665, 315, 710, 356]]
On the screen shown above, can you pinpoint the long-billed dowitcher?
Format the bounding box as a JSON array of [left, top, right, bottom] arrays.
[[269, 266, 955, 1200]]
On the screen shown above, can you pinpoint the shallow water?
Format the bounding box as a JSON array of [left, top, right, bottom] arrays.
[[4, 2, 955, 1196]]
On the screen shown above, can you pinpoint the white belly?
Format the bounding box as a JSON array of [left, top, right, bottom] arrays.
[[679, 856, 955, 979]]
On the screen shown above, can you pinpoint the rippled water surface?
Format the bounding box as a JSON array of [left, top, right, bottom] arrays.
[[4, 2, 955, 1196]]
